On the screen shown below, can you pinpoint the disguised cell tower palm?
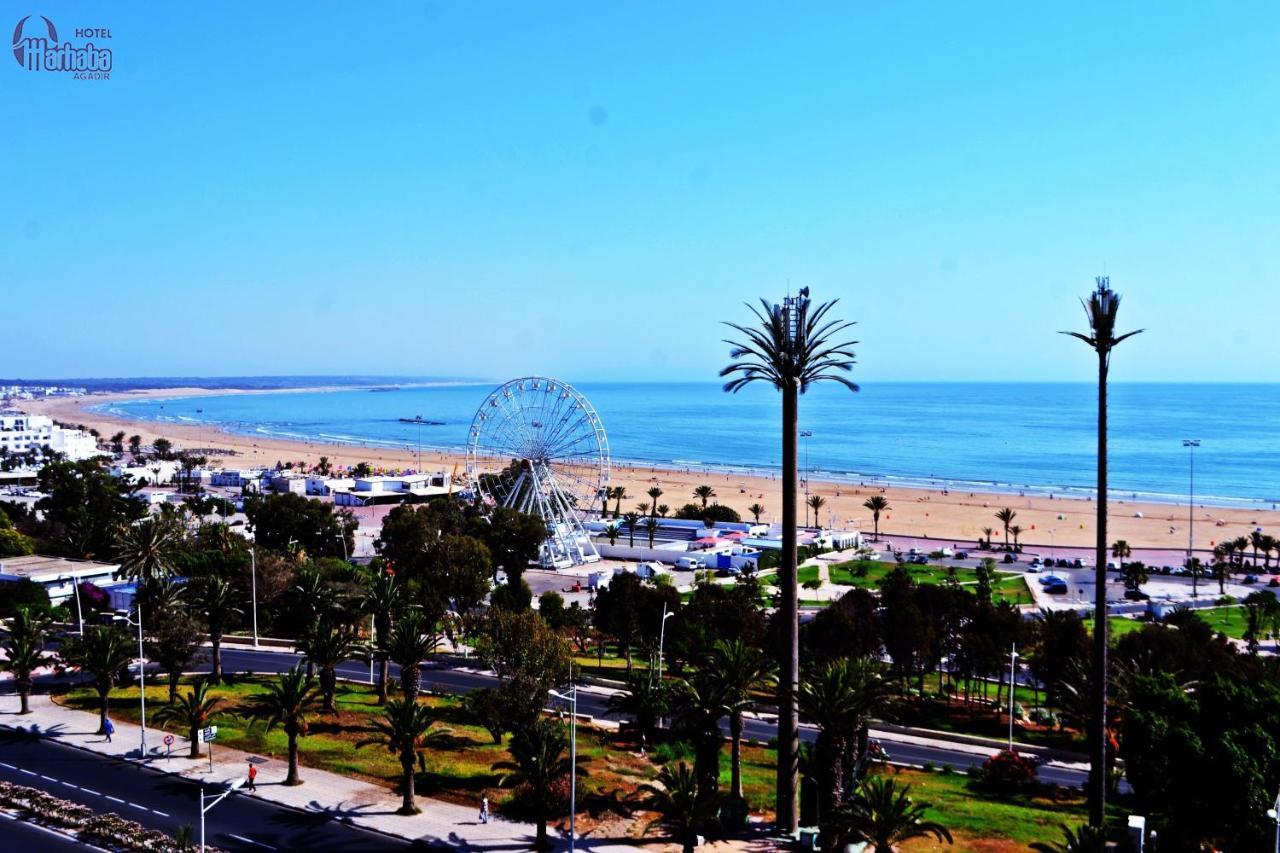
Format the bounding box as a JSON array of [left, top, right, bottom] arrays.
[[721, 290, 858, 834], [1063, 276, 1142, 828]]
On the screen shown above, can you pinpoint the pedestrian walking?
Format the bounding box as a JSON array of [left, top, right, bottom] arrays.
[[479, 795, 489, 824], [104, 718, 115, 743], [247, 762, 257, 791]]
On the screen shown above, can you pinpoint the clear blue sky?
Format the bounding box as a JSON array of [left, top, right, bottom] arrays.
[[5, 2, 1279, 383]]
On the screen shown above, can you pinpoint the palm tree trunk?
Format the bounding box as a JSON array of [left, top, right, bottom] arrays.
[[322, 669, 337, 713], [402, 663, 420, 699], [211, 634, 223, 684], [286, 732, 301, 785], [535, 813, 548, 851], [99, 690, 109, 734], [378, 659, 390, 705], [1088, 350, 1109, 828], [19, 686, 30, 715], [776, 382, 800, 835], [189, 725, 201, 758], [400, 754, 418, 814], [730, 712, 744, 800], [169, 672, 180, 704]]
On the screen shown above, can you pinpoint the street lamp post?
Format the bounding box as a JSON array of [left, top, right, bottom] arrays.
[[200, 778, 246, 853], [249, 547, 259, 648], [1183, 440, 1200, 567], [1007, 643, 1019, 751], [60, 576, 84, 634], [656, 604, 675, 683], [549, 687, 578, 852], [800, 431, 813, 527], [122, 602, 147, 759]]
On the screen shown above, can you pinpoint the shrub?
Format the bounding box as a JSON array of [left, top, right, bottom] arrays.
[[980, 749, 1039, 792]]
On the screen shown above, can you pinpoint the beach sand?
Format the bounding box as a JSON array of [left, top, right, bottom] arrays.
[[23, 389, 1279, 553]]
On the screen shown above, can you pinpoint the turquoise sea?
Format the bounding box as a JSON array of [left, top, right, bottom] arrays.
[[95, 382, 1280, 508]]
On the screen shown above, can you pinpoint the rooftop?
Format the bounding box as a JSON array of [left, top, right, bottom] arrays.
[[0, 555, 120, 582]]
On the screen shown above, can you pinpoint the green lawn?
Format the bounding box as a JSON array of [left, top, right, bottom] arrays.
[[1111, 605, 1253, 640], [53, 676, 1104, 846], [793, 560, 1031, 604]]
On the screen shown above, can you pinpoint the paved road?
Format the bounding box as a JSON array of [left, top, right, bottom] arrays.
[[0, 810, 95, 851], [214, 647, 1093, 788], [0, 731, 415, 852]]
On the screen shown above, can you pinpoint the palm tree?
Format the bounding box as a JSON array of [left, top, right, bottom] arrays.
[[60, 626, 135, 734], [357, 698, 449, 815], [364, 570, 402, 704], [622, 512, 641, 548], [980, 526, 995, 549], [639, 762, 717, 853], [799, 657, 893, 835], [606, 671, 668, 752], [1063, 275, 1142, 827], [657, 504, 670, 518], [115, 516, 181, 584], [747, 503, 765, 525], [243, 665, 322, 785], [611, 487, 628, 518], [807, 495, 827, 528], [1111, 540, 1131, 565], [636, 502, 650, 517], [154, 679, 222, 758], [647, 486, 664, 518], [995, 508, 1017, 551], [693, 485, 716, 509], [1030, 823, 1110, 853], [2, 610, 51, 714], [1010, 524, 1023, 551], [1252, 530, 1267, 568], [721, 291, 858, 835], [492, 718, 583, 850], [829, 776, 952, 853], [642, 516, 660, 548], [699, 640, 776, 803], [863, 496, 889, 541], [604, 522, 620, 546], [297, 618, 366, 713], [193, 575, 242, 684], [386, 610, 436, 699]]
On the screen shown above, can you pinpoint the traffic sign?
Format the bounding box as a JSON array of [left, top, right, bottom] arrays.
[[163, 734, 174, 746], [200, 726, 218, 743]]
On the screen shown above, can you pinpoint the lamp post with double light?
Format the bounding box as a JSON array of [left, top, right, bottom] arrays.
[[548, 686, 578, 852]]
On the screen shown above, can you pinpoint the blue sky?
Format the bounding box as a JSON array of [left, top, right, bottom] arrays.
[[4, 2, 1279, 383]]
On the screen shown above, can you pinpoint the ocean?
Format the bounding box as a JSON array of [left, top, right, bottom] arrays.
[[95, 382, 1280, 509]]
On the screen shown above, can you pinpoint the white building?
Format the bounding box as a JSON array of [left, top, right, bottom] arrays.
[[0, 412, 100, 461], [333, 472, 452, 506], [0, 554, 120, 603], [111, 460, 180, 486], [307, 476, 355, 496], [269, 472, 307, 495]]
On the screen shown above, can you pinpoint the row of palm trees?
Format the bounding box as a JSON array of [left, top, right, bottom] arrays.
[[720, 280, 1138, 833]]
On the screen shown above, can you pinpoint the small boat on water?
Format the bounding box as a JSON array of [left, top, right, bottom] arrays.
[[399, 417, 444, 425]]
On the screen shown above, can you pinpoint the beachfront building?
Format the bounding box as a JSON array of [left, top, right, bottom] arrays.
[[268, 472, 307, 495], [0, 412, 100, 461], [111, 460, 181, 486], [0, 554, 120, 604], [332, 472, 452, 507], [306, 475, 355, 497]]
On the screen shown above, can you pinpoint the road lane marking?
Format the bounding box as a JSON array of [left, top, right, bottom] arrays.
[[227, 834, 277, 850], [18, 768, 36, 776], [152, 809, 170, 817], [41, 774, 57, 781], [106, 795, 125, 804], [81, 788, 102, 796], [0, 762, 14, 769], [128, 802, 147, 811]]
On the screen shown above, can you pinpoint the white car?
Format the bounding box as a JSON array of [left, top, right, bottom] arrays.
[[676, 556, 705, 570]]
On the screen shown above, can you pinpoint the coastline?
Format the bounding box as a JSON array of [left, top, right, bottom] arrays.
[[21, 387, 1279, 552]]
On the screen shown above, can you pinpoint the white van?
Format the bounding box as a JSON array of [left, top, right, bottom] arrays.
[[635, 561, 671, 579], [676, 555, 705, 570]]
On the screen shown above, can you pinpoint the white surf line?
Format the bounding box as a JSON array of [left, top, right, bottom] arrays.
[[227, 834, 277, 850]]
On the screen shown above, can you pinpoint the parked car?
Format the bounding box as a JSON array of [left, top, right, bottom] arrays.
[[1072, 558, 1084, 569], [1003, 553, 1017, 564], [953, 550, 969, 560], [1123, 590, 1151, 601], [1243, 574, 1259, 585], [1029, 557, 1042, 568], [910, 554, 930, 565], [1045, 580, 1069, 594], [1026, 565, 1040, 573]]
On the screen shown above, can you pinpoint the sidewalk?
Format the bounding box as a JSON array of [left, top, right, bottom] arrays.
[[0, 693, 641, 851]]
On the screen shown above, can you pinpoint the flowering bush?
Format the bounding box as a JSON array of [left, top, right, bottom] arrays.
[[979, 749, 1039, 792]]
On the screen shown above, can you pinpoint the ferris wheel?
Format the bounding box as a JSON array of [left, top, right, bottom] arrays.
[[465, 377, 610, 568]]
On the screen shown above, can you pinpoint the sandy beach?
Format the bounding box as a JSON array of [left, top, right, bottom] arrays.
[[22, 388, 1279, 553]]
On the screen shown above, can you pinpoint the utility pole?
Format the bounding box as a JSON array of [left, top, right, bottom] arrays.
[[1183, 439, 1200, 566], [800, 430, 813, 527]]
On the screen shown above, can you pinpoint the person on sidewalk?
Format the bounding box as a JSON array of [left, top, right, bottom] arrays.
[[479, 795, 489, 824], [247, 762, 257, 791], [104, 718, 115, 743]]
